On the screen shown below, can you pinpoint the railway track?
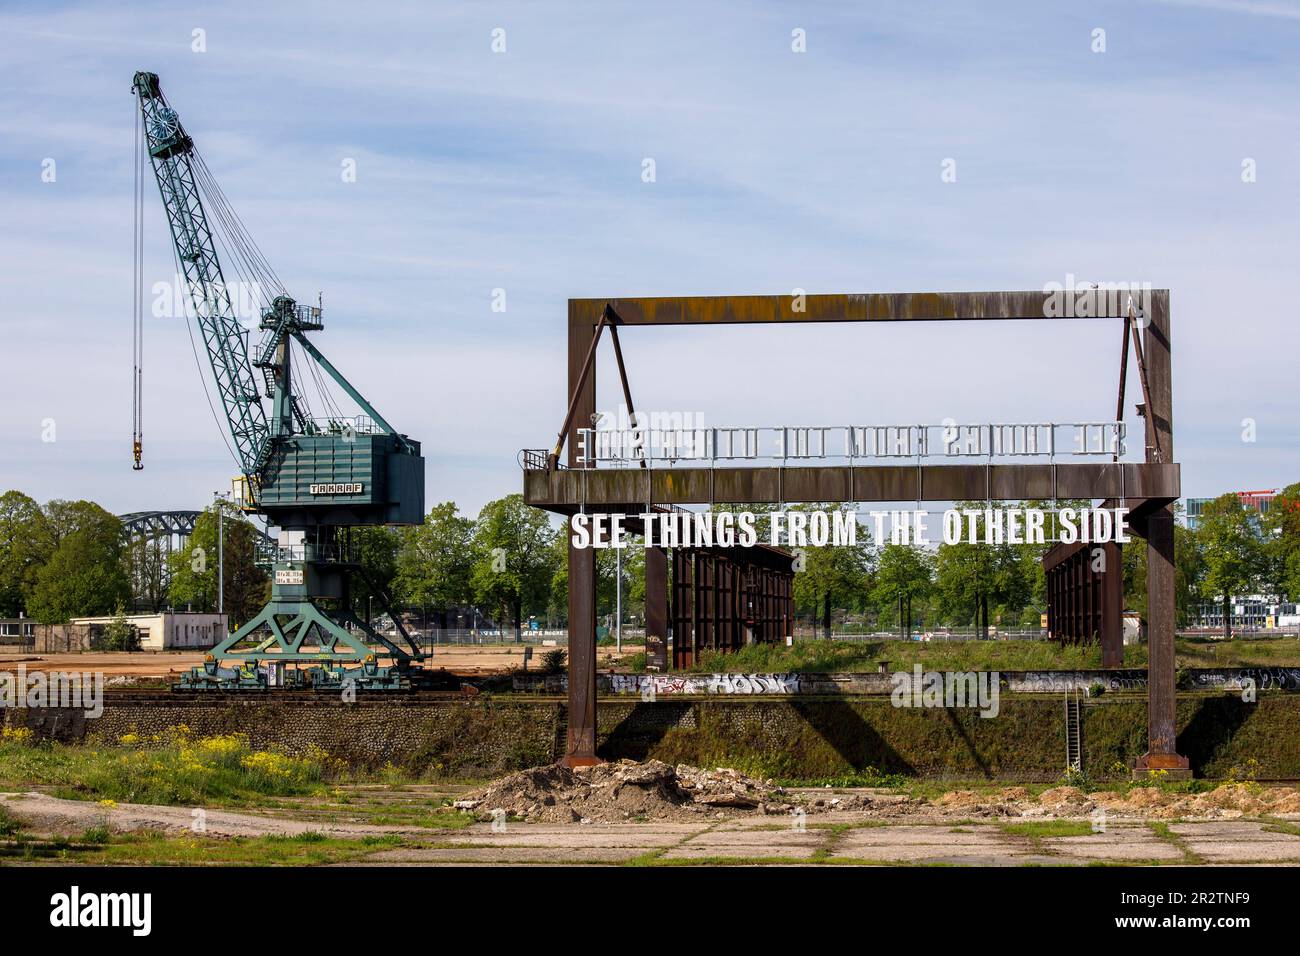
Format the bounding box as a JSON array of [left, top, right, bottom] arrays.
[[101, 686, 486, 704]]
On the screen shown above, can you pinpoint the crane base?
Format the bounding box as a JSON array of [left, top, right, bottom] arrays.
[[175, 659, 414, 692], [174, 584, 427, 692]]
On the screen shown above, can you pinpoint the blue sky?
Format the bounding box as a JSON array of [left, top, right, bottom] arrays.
[[1, 0, 1297, 519]]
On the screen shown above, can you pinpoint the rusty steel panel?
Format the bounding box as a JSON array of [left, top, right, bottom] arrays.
[[706, 467, 783, 503], [1134, 295, 1187, 774], [781, 467, 853, 502], [568, 290, 1169, 327], [524, 463, 1181, 509], [588, 469, 645, 506], [524, 469, 579, 507], [650, 470, 713, 504]]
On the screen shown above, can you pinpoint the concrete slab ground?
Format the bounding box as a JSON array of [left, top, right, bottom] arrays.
[[356, 818, 1300, 866], [1169, 821, 1300, 863], [6, 790, 1300, 866]]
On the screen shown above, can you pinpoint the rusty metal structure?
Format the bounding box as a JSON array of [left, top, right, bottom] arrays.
[[522, 290, 1186, 777], [1043, 538, 1124, 668], [670, 544, 793, 669]]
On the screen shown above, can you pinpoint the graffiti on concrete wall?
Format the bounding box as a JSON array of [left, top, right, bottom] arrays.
[[608, 673, 806, 695], [1009, 671, 1149, 694], [511, 667, 1300, 696], [1188, 668, 1300, 692]]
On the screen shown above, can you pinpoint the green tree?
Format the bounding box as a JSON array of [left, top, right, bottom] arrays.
[[1198, 493, 1266, 639], [933, 504, 1031, 635], [788, 506, 873, 638], [470, 495, 558, 641], [167, 502, 269, 627], [394, 502, 477, 628], [0, 490, 52, 617], [347, 526, 401, 624], [1264, 483, 1300, 601], [1174, 519, 1205, 627], [549, 528, 646, 631], [1128, 516, 1206, 628], [126, 535, 171, 612], [872, 544, 933, 634], [103, 603, 140, 651], [27, 501, 130, 623], [618, 541, 647, 628]]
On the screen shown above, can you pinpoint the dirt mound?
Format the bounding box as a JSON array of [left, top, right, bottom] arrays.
[[459, 760, 793, 823], [461, 762, 1300, 824], [1030, 783, 1300, 820], [929, 787, 1032, 817]]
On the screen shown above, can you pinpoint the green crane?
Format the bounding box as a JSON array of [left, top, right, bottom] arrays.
[[132, 71, 427, 690]]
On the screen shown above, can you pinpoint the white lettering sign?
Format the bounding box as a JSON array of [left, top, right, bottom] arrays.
[[308, 483, 363, 495]]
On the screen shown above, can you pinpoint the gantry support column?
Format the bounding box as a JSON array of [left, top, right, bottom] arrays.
[[645, 546, 669, 671], [1135, 291, 1189, 777], [563, 301, 599, 767], [1101, 541, 1124, 668]]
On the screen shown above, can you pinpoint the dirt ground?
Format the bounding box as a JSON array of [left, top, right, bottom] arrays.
[[4, 777, 1300, 866], [0, 644, 620, 680], [459, 759, 1300, 824]]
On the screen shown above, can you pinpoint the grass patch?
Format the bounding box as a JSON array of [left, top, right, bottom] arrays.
[[680, 639, 1138, 674], [1001, 820, 1095, 839], [1261, 818, 1300, 838], [1147, 821, 1203, 864], [778, 768, 909, 789], [1173, 636, 1300, 668], [0, 805, 21, 838], [0, 726, 343, 806], [638, 636, 1300, 675]]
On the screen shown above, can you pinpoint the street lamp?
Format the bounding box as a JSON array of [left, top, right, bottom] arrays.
[[213, 490, 230, 625]]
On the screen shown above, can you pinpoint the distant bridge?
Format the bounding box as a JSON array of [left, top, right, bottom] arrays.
[[119, 509, 274, 610], [119, 510, 204, 539]]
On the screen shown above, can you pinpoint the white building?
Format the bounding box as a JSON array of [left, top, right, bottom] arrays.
[[70, 612, 228, 650]]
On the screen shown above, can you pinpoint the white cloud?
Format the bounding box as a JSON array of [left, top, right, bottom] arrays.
[[1, 0, 1296, 516]]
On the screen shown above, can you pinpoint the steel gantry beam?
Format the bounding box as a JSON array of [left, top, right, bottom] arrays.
[[528, 289, 1185, 776], [525, 463, 1179, 509]]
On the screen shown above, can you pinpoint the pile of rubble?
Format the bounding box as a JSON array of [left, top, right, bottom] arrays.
[[1033, 783, 1300, 820], [925, 782, 1300, 820], [457, 760, 796, 823], [458, 760, 1300, 825]]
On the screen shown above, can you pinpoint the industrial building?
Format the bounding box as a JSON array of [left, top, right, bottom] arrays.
[[68, 612, 228, 651], [1185, 489, 1279, 529]]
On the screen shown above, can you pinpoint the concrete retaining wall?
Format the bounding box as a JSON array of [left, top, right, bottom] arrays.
[[513, 667, 1300, 696], [5, 691, 1300, 781]]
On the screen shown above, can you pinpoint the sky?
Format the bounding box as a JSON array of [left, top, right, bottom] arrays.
[[1, 0, 1297, 521]]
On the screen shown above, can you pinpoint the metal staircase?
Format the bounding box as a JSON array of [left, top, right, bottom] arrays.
[[1065, 690, 1084, 773]]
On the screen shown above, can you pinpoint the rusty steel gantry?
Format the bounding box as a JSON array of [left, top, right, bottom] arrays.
[[670, 544, 794, 669], [522, 289, 1186, 778], [1044, 538, 1125, 668]]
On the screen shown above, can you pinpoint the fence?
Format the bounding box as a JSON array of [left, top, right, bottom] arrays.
[[792, 628, 1049, 643]]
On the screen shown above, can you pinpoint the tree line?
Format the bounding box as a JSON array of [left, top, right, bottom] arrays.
[[1, 486, 1296, 640]]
